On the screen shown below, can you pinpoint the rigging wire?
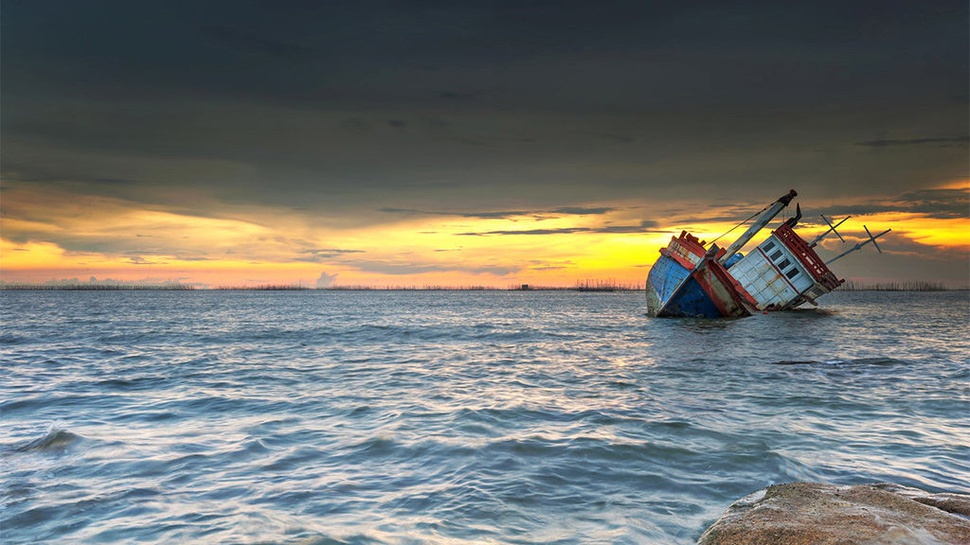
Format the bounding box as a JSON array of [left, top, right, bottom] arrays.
[[709, 204, 770, 244]]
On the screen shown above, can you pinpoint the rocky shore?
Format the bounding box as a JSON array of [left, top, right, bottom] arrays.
[[698, 482, 970, 545]]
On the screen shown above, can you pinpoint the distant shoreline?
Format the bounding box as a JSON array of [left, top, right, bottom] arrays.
[[836, 280, 953, 292]]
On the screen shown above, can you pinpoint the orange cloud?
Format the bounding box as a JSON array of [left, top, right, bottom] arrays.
[[934, 178, 969, 190]]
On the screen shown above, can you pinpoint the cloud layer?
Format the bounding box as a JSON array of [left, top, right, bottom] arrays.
[[1, 1, 967, 286]]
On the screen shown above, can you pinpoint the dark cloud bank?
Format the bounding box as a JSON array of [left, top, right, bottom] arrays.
[[1, 1, 967, 240]]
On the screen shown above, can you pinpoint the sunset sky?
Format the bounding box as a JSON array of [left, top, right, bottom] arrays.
[[2, 1, 968, 288]]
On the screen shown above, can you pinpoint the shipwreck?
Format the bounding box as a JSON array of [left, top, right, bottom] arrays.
[[645, 189, 890, 318]]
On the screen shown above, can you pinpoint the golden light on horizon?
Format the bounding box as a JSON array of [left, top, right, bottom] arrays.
[[2, 184, 968, 287], [846, 212, 970, 249]]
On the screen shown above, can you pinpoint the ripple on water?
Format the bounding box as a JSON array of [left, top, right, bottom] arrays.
[[1, 290, 968, 544]]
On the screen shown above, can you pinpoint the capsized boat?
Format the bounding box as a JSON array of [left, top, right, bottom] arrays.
[[645, 190, 889, 318]]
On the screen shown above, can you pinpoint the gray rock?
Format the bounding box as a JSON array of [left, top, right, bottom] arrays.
[[697, 482, 970, 545]]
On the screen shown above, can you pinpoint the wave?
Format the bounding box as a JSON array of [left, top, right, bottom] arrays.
[[0, 333, 29, 344], [770, 357, 908, 366], [12, 428, 83, 452]]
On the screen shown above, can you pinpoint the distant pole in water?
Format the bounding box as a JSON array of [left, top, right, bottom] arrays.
[[825, 225, 891, 265]]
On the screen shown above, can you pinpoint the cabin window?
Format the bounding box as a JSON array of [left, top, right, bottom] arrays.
[[785, 268, 800, 279], [769, 250, 783, 261], [778, 258, 791, 269]]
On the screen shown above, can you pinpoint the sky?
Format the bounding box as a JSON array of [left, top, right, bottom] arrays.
[[2, 0, 968, 288]]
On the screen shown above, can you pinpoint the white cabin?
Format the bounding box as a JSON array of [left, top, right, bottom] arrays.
[[729, 224, 843, 310]]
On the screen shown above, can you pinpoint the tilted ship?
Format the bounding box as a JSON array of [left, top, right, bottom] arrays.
[[645, 190, 889, 318]]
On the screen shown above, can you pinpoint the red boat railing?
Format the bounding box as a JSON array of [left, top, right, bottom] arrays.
[[774, 224, 843, 289]]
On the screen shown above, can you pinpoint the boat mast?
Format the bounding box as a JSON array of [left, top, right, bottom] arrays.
[[825, 225, 891, 265], [810, 214, 849, 247], [718, 189, 797, 264]]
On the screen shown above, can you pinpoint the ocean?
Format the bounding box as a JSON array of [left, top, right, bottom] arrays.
[[1, 290, 968, 544]]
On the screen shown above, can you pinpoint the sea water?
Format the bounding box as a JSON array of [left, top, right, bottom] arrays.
[[1, 290, 968, 544]]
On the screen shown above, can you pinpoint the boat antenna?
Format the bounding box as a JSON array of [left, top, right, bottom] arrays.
[[825, 225, 891, 265], [783, 203, 802, 228], [809, 214, 850, 247]]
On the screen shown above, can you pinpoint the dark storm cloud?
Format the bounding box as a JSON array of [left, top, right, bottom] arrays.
[[126, 256, 167, 266], [1, 0, 967, 221], [596, 221, 664, 234], [6, 1, 966, 112], [590, 133, 636, 144], [897, 189, 970, 218], [380, 206, 617, 219], [551, 207, 616, 216], [857, 136, 969, 148], [675, 186, 970, 229], [380, 207, 507, 218], [674, 199, 785, 225], [819, 188, 970, 220], [457, 220, 660, 236], [202, 25, 330, 62], [296, 248, 367, 262], [458, 228, 590, 237], [341, 258, 518, 277]]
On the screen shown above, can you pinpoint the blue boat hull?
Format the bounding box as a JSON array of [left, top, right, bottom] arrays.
[[645, 232, 754, 319], [646, 254, 724, 318]]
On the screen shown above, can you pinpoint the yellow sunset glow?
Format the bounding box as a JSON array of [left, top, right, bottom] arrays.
[[1, 240, 72, 269], [2, 185, 968, 287], [852, 213, 969, 249]]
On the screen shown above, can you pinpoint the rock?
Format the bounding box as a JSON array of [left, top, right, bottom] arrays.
[[697, 482, 970, 545]]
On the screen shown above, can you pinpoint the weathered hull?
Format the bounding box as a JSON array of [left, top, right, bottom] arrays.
[[646, 232, 756, 318], [693, 257, 757, 318], [646, 254, 723, 318]]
